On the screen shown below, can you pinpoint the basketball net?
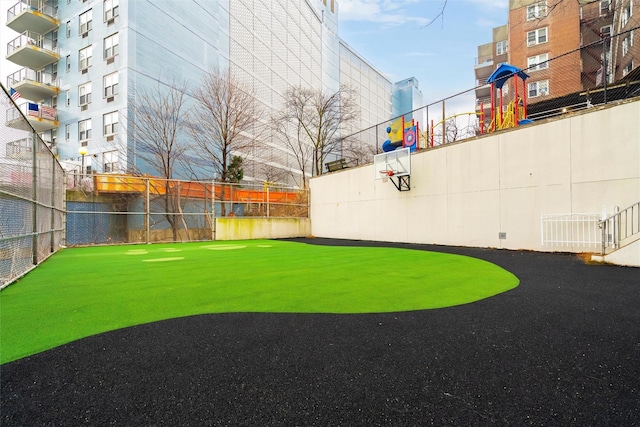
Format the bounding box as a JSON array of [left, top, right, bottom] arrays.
[[379, 170, 394, 183]]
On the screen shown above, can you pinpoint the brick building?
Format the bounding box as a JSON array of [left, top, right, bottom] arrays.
[[474, 0, 639, 112]]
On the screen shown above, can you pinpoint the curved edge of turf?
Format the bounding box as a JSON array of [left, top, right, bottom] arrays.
[[0, 240, 519, 364]]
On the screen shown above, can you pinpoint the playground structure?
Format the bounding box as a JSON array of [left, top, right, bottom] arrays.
[[479, 63, 532, 133], [382, 64, 533, 154], [382, 116, 419, 153]]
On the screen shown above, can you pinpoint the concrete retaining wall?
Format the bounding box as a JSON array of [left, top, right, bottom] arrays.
[[310, 99, 640, 265], [215, 217, 311, 241]]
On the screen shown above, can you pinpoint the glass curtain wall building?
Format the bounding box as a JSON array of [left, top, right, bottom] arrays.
[[4, 0, 403, 187]]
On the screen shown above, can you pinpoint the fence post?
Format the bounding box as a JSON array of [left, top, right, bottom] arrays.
[[442, 100, 446, 143], [211, 180, 216, 241], [31, 132, 38, 265], [50, 153, 56, 253], [145, 177, 150, 244], [267, 186, 270, 218], [613, 206, 619, 249]]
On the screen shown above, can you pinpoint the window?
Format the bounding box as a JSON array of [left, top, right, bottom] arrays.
[[496, 40, 508, 55], [79, 46, 93, 71], [622, 31, 635, 56], [65, 124, 71, 141], [621, 1, 632, 27], [104, 0, 119, 22], [104, 151, 118, 172], [51, 128, 58, 146], [66, 54, 71, 72], [103, 111, 118, 136], [600, 0, 611, 15], [66, 21, 71, 38], [601, 25, 612, 38], [104, 72, 118, 98], [79, 9, 93, 36], [79, 82, 92, 106], [66, 89, 70, 106], [528, 80, 549, 98], [622, 60, 634, 76], [79, 119, 92, 143], [527, 1, 547, 20], [527, 27, 547, 46], [528, 53, 549, 71], [104, 33, 119, 60]]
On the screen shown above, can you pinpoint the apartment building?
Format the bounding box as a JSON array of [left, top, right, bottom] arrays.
[[474, 0, 639, 111], [4, 0, 406, 186], [474, 25, 509, 119]]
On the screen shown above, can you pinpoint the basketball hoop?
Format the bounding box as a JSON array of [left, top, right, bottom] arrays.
[[379, 170, 394, 183]]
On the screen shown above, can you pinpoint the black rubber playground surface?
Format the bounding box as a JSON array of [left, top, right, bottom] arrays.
[[2, 238, 639, 426]]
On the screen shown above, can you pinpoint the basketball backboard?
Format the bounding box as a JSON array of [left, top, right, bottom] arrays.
[[373, 147, 411, 179], [373, 147, 411, 191]]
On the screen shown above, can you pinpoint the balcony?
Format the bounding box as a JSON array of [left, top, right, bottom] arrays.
[[6, 102, 58, 133], [475, 84, 491, 99], [7, 67, 59, 102], [6, 31, 59, 70], [475, 56, 494, 70], [6, 137, 51, 161], [6, 1, 59, 35]]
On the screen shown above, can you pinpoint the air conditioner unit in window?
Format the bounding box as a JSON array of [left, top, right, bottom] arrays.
[[81, 31, 89, 38], [106, 57, 115, 65], [106, 135, 114, 142], [81, 104, 88, 111], [81, 68, 88, 74], [107, 18, 115, 25], [107, 96, 114, 102]]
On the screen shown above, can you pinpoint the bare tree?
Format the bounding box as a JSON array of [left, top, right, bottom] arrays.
[[275, 85, 359, 187], [189, 69, 262, 181], [129, 79, 191, 241], [188, 69, 263, 215], [271, 104, 315, 188]]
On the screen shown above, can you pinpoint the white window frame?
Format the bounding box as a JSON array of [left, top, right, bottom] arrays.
[[66, 54, 71, 72], [528, 53, 549, 71], [527, 27, 548, 47], [79, 9, 93, 36], [527, 1, 548, 21], [600, 0, 611, 15], [104, 0, 119, 22], [65, 124, 70, 141], [79, 119, 92, 143], [79, 46, 93, 71], [65, 89, 70, 106], [496, 40, 508, 56], [104, 33, 119, 60], [103, 150, 119, 173], [66, 21, 71, 38], [528, 80, 549, 98], [79, 82, 92, 106], [621, 1, 632, 27], [103, 111, 118, 136], [622, 60, 634, 76], [104, 72, 119, 98]]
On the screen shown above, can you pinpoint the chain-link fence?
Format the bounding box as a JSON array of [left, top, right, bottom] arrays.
[[1, 85, 65, 288], [65, 174, 309, 246], [339, 28, 640, 163]]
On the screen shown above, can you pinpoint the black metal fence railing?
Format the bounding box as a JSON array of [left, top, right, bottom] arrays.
[[339, 29, 640, 166]]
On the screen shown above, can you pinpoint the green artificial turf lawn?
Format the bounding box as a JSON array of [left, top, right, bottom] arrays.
[[0, 240, 519, 363]]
